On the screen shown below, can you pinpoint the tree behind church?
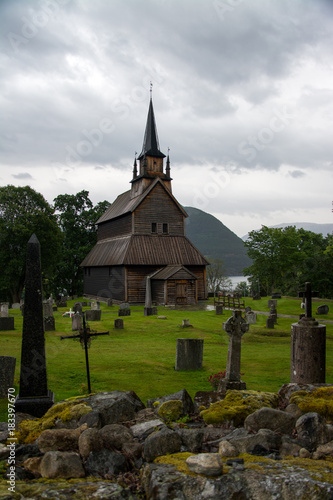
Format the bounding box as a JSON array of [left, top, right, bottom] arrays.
[[53, 191, 110, 297], [0, 185, 62, 303]]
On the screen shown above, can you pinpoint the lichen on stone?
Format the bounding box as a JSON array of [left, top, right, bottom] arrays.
[[289, 387, 333, 421], [154, 452, 200, 476], [200, 390, 278, 426], [157, 400, 183, 423], [14, 401, 92, 444]]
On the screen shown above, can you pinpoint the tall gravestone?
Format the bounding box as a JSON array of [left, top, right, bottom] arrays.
[[175, 339, 204, 371], [15, 234, 54, 417], [291, 282, 326, 384], [219, 310, 248, 391], [0, 356, 16, 398], [0, 302, 14, 331]]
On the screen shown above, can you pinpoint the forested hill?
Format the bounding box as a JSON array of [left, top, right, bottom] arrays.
[[184, 206, 252, 276]]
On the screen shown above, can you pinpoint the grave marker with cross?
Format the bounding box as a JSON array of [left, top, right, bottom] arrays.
[[291, 281, 326, 384], [219, 310, 248, 391], [297, 282, 319, 319], [61, 314, 109, 393]]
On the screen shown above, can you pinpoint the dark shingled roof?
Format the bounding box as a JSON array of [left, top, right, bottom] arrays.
[[80, 234, 208, 267]]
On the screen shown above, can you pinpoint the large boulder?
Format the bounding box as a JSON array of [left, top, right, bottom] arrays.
[[143, 428, 182, 462], [186, 453, 223, 476], [82, 391, 145, 426], [147, 389, 194, 416], [130, 419, 166, 441], [78, 428, 104, 461], [244, 407, 296, 435], [98, 424, 133, 450], [40, 451, 85, 479], [296, 413, 330, 451], [200, 390, 278, 426], [37, 425, 87, 453], [220, 428, 281, 456], [84, 449, 127, 478]]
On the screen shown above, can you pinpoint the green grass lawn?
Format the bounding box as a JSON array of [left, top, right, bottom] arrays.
[[1, 296, 332, 421]]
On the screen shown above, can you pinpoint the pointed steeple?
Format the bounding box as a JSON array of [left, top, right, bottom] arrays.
[[166, 148, 171, 178], [138, 96, 165, 160], [132, 153, 138, 179]]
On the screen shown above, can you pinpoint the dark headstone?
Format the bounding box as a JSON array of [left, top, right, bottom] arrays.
[[144, 307, 157, 316], [216, 305, 223, 315], [271, 293, 281, 299], [114, 318, 124, 329], [44, 316, 55, 331], [317, 304, 329, 315], [266, 317, 275, 329], [73, 302, 83, 314], [15, 234, 54, 417], [0, 356, 16, 398], [0, 317, 15, 331], [118, 303, 130, 316], [175, 339, 203, 371], [72, 313, 82, 331], [85, 309, 102, 321]]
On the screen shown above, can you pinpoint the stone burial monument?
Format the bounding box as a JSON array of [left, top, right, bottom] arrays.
[[0, 302, 14, 331], [219, 310, 249, 392], [15, 234, 55, 418], [291, 282, 326, 384]]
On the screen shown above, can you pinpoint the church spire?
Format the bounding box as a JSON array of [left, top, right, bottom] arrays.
[[138, 91, 165, 160], [166, 147, 171, 178]]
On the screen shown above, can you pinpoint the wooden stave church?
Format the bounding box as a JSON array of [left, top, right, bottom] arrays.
[[81, 96, 209, 305]]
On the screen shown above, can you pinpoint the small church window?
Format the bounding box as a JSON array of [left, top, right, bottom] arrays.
[[151, 222, 157, 233], [163, 223, 168, 234]]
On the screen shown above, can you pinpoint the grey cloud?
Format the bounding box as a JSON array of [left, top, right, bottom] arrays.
[[12, 172, 33, 179]]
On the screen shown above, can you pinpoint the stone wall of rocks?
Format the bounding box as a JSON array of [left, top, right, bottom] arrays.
[[1, 385, 333, 499]]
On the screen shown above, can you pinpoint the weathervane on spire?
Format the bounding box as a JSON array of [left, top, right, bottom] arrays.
[[150, 81, 153, 98]]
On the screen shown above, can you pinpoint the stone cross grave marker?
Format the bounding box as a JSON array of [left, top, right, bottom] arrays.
[[297, 282, 319, 319], [219, 310, 248, 391], [61, 314, 109, 393], [15, 234, 54, 417], [291, 282, 326, 384]]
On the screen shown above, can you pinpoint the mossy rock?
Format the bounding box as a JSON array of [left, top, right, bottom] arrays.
[[154, 452, 198, 476], [14, 401, 92, 444], [289, 387, 333, 421], [200, 390, 278, 426], [158, 400, 183, 422]]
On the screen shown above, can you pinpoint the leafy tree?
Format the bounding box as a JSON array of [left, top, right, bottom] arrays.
[[53, 191, 110, 296], [244, 226, 333, 298], [0, 185, 62, 303], [243, 225, 303, 295]]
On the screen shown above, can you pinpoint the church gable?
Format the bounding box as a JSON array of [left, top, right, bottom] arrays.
[[133, 181, 185, 236]]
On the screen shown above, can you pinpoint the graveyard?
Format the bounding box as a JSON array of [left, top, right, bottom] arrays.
[[1, 296, 333, 419], [1, 292, 333, 498]]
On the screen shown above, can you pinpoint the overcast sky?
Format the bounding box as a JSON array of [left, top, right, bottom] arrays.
[[1, 0, 332, 237]]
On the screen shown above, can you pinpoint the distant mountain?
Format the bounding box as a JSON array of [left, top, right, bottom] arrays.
[[184, 207, 252, 276], [242, 222, 333, 241]]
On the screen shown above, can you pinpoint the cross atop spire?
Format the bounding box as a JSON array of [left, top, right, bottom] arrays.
[[138, 94, 165, 160]]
